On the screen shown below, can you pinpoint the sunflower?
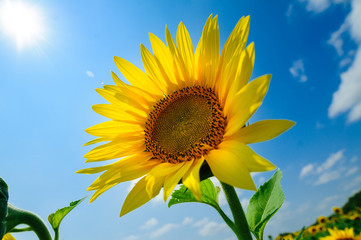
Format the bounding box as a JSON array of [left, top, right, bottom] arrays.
[[320, 228, 361, 240], [333, 207, 343, 215], [2, 234, 16, 240], [308, 226, 318, 235], [317, 216, 328, 224], [78, 15, 294, 216]]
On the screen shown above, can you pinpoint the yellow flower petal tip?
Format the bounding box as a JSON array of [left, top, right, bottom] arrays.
[[80, 14, 294, 216]]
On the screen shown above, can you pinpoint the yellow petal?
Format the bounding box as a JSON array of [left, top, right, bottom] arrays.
[[88, 162, 156, 202], [2, 234, 16, 240], [87, 153, 154, 189], [120, 176, 163, 217], [83, 137, 108, 146], [84, 140, 144, 162], [182, 157, 204, 200], [165, 25, 177, 56], [176, 22, 194, 83], [149, 32, 178, 86], [219, 140, 276, 172], [145, 162, 183, 198], [218, 16, 250, 71], [92, 104, 142, 124], [102, 84, 152, 111], [237, 120, 295, 144], [222, 42, 255, 103], [163, 160, 193, 201], [165, 26, 187, 88], [195, 14, 219, 87], [205, 148, 256, 190], [235, 42, 255, 91], [76, 165, 111, 174], [113, 56, 163, 97], [111, 71, 157, 103], [95, 88, 148, 118], [225, 74, 271, 137], [85, 121, 143, 138], [140, 44, 170, 93]]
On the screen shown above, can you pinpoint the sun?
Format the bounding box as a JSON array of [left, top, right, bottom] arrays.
[[0, 0, 44, 49]]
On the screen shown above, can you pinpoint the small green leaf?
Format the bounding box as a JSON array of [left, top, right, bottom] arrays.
[[48, 196, 86, 231], [295, 227, 305, 240], [246, 169, 285, 240], [0, 178, 9, 239], [168, 179, 219, 208]]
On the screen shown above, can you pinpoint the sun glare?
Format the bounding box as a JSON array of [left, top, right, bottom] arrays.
[[0, 0, 44, 50]]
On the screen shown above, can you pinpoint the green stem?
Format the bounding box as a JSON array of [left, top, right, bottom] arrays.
[[212, 204, 240, 237], [6, 204, 52, 240], [54, 228, 59, 240], [221, 182, 253, 240]]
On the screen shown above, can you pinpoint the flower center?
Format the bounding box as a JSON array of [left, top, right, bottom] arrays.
[[145, 86, 226, 163]]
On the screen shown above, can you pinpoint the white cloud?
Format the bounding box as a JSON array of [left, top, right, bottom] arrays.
[[140, 217, 158, 230], [241, 198, 250, 210], [348, 0, 361, 42], [316, 121, 325, 129], [303, 0, 331, 13], [345, 175, 361, 191], [350, 156, 358, 162], [182, 217, 193, 225], [339, 57, 352, 67], [317, 195, 340, 210], [300, 163, 314, 178], [218, 191, 227, 206], [314, 170, 341, 185], [328, 0, 361, 123], [328, 22, 348, 56], [348, 101, 361, 123], [289, 59, 308, 82], [195, 219, 228, 237], [299, 0, 346, 13], [258, 176, 266, 183], [86, 70, 94, 78], [150, 223, 179, 239], [300, 150, 347, 185], [193, 218, 209, 228], [329, 46, 361, 122], [286, 4, 293, 17], [345, 166, 358, 176], [316, 150, 344, 173]]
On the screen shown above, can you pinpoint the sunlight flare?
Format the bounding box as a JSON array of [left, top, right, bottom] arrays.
[[0, 0, 44, 49]]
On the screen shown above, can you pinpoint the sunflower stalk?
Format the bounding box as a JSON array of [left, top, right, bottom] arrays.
[[5, 204, 52, 240], [221, 182, 253, 240]]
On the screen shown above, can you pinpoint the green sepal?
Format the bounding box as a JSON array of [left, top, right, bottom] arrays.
[[168, 179, 219, 208], [246, 169, 285, 240], [48, 196, 87, 233]]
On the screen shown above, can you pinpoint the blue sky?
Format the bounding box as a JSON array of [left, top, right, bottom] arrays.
[[1, 0, 360, 239]]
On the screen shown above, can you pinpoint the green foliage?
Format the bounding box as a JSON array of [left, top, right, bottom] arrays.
[[0, 178, 9, 239], [246, 169, 285, 240], [168, 179, 219, 208], [276, 189, 361, 240], [343, 189, 361, 214], [295, 227, 305, 240], [48, 196, 86, 232]]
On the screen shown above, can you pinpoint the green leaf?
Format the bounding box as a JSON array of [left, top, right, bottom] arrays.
[[246, 169, 285, 240], [295, 227, 305, 240], [168, 179, 219, 208], [0, 178, 9, 239], [48, 196, 87, 231]]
